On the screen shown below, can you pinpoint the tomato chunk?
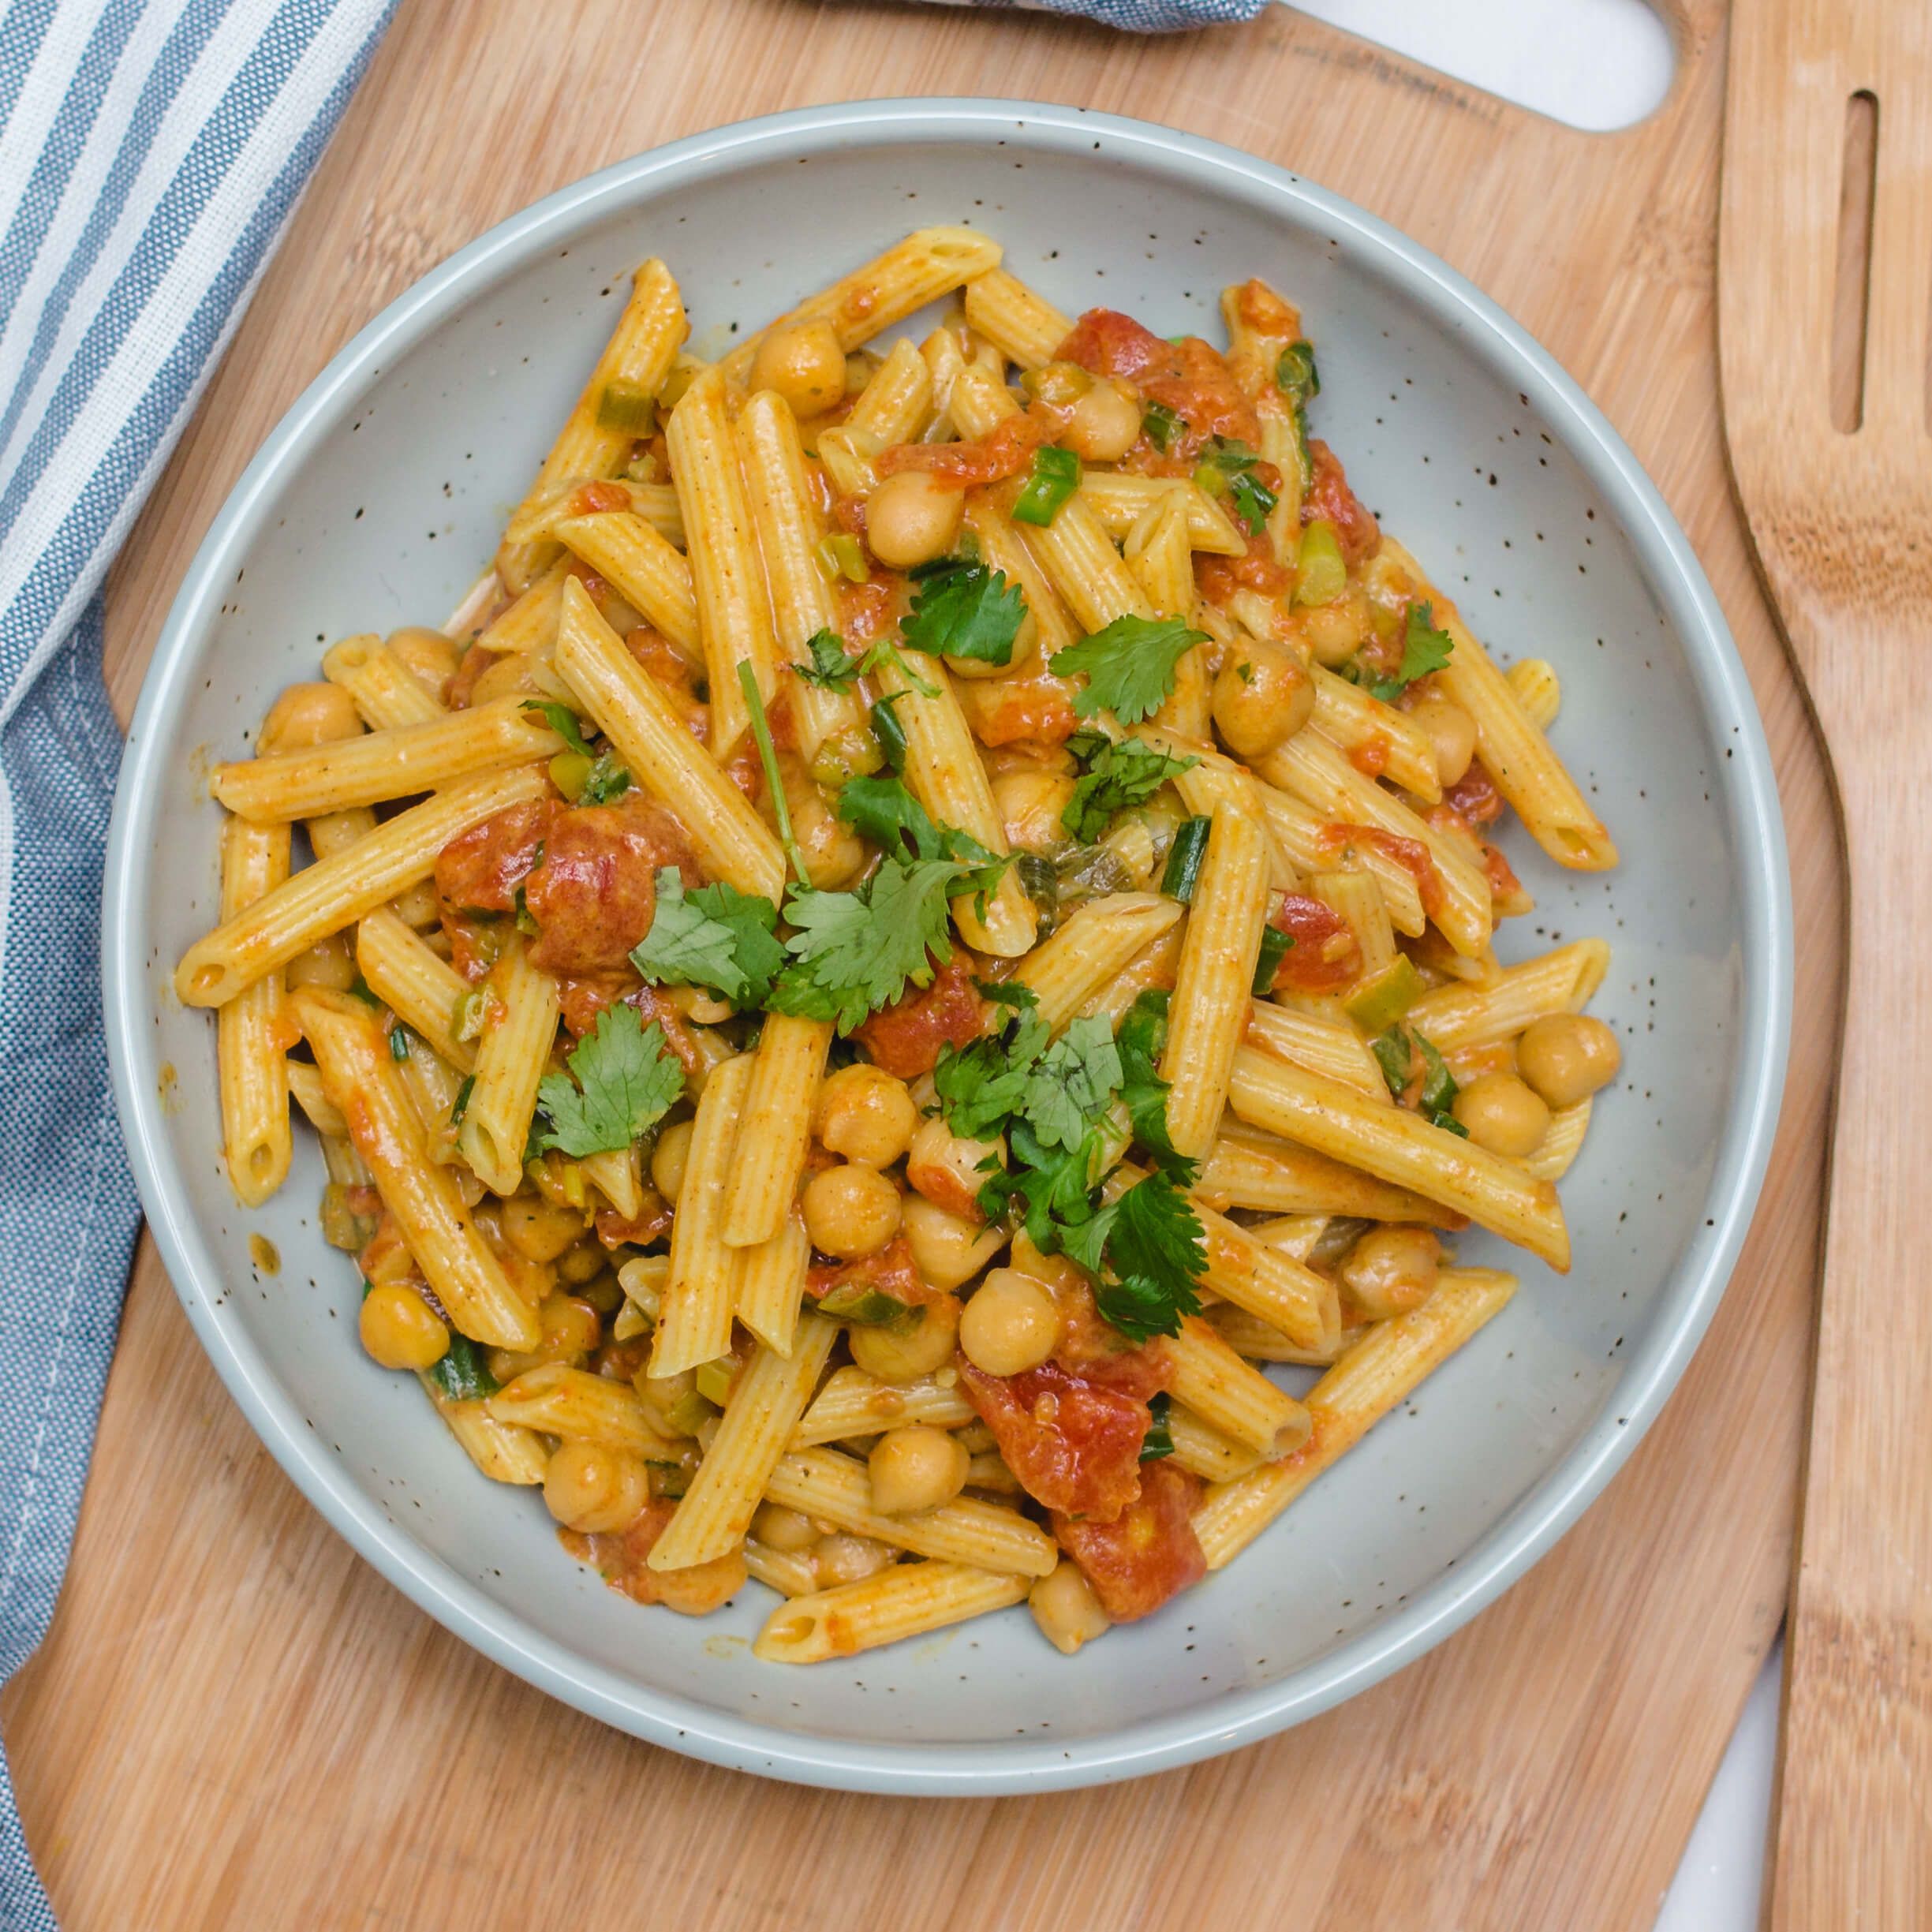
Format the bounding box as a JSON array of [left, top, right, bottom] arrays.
[[1052, 1459, 1207, 1621], [1444, 760, 1504, 828], [435, 797, 555, 919], [958, 1358, 1158, 1523], [1196, 532, 1291, 606], [878, 410, 1051, 489], [1267, 892, 1361, 996], [1056, 308, 1260, 449], [805, 1235, 951, 1310], [854, 953, 985, 1079], [1303, 439, 1380, 564], [524, 798, 696, 975]]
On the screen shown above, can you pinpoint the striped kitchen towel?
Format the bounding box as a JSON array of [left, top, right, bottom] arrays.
[[0, 6, 400, 1923]]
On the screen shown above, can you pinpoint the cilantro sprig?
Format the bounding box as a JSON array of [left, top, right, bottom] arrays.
[[629, 869, 785, 1007], [1050, 615, 1208, 725], [1370, 1022, 1467, 1135], [1194, 437, 1278, 534], [900, 559, 1027, 667], [533, 1003, 684, 1157], [1351, 601, 1455, 704], [1059, 730, 1197, 843]]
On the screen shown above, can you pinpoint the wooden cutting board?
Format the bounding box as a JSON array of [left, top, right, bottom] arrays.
[[1, 2, 1840, 1925]]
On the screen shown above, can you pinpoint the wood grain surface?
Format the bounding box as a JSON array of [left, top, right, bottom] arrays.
[[1, 2, 1842, 1926], [1719, 2, 1931, 1923]]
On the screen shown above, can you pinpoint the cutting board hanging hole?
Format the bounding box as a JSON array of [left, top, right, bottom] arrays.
[[1829, 88, 1877, 434]]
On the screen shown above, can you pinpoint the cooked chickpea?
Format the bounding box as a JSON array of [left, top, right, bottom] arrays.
[[750, 1503, 820, 1553], [803, 1163, 902, 1259], [906, 1114, 1004, 1219], [865, 469, 963, 569], [791, 778, 868, 889], [285, 931, 356, 992], [650, 1119, 694, 1204], [900, 1195, 1007, 1293], [1516, 1013, 1622, 1110], [469, 649, 544, 706], [1030, 1559, 1111, 1656], [1452, 1071, 1551, 1157], [654, 1549, 748, 1615], [488, 1291, 602, 1381], [959, 1267, 1060, 1377], [1299, 592, 1369, 667], [1060, 379, 1142, 462], [1407, 689, 1478, 788], [868, 1425, 970, 1515], [500, 1189, 588, 1263], [812, 1534, 898, 1590], [991, 765, 1078, 852], [542, 1440, 650, 1534], [849, 1295, 962, 1382], [1339, 1225, 1442, 1320], [749, 316, 846, 418], [814, 1063, 918, 1168], [260, 679, 359, 753], [1211, 639, 1314, 760], [387, 626, 461, 702], [358, 1282, 450, 1370]]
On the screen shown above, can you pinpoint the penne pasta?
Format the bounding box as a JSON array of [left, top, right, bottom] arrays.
[[1245, 998, 1390, 1097], [790, 1367, 976, 1448], [1164, 1316, 1312, 1456], [1193, 1269, 1517, 1568], [1009, 894, 1183, 1033], [723, 1015, 831, 1248], [1310, 665, 1443, 802], [456, 937, 560, 1197], [1077, 472, 1248, 558], [321, 633, 447, 730], [961, 266, 1072, 370], [652, 1053, 757, 1377], [216, 813, 293, 1205], [551, 510, 702, 657], [764, 1447, 1057, 1576], [1197, 1121, 1463, 1226], [1257, 787, 1427, 938], [732, 1210, 811, 1359], [355, 907, 476, 1073], [176, 764, 551, 1009], [1403, 938, 1610, 1052], [1227, 1047, 1569, 1269], [293, 988, 539, 1350], [497, 258, 689, 592], [212, 697, 559, 821], [649, 1314, 837, 1571], [502, 478, 683, 550], [419, 1376, 551, 1485], [553, 577, 786, 900], [753, 1561, 1030, 1664], [486, 1363, 671, 1453], [474, 560, 571, 658], [1160, 805, 1271, 1160]]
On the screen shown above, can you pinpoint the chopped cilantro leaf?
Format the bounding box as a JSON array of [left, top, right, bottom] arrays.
[[1140, 1390, 1175, 1461], [427, 1333, 499, 1403], [1194, 437, 1277, 534], [533, 1004, 684, 1157], [976, 979, 1039, 1012], [1116, 989, 1193, 1179], [1060, 733, 1198, 843], [1363, 601, 1456, 703], [1276, 340, 1320, 405], [630, 870, 784, 1006], [870, 693, 908, 772], [772, 858, 962, 1033], [521, 699, 593, 758], [1051, 615, 1207, 725], [899, 559, 1027, 666], [1098, 1170, 1205, 1341], [1142, 402, 1186, 452], [577, 749, 630, 805], [797, 626, 861, 692], [1026, 1016, 1123, 1153]]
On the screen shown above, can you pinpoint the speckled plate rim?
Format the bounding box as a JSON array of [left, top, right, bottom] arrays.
[[105, 98, 1792, 1795]]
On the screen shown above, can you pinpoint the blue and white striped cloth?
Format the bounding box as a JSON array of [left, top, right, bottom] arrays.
[[0, 0, 1259, 1920]]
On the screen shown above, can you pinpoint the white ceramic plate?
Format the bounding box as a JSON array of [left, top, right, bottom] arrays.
[[105, 100, 1791, 1794]]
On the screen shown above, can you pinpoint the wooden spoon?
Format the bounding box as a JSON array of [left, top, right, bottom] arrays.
[[1719, 2, 1932, 1922]]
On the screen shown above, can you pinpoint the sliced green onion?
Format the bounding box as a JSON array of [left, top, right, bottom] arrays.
[[870, 693, 908, 774], [1431, 1110, 1470, 1138], [1343, 955, 1423, 1034], [1276, 340, 1320, 404], [738, 661, 809, 885], [816, 532, 869, 584], [1160, 815, 1213, 902], [1251, 925, 1292, 994], [664, 1389, 715, 1437], [1414, 1032, 1458, 1116], [1370, 1029, 1411, 1097], [817, 1283, 917, 1326], [513, 883, 539, 937], [595, 379, 659, 436], [1294, 519, 1347, 607], [450, 1074, 476, 1126], [1011, 445, 1082, 527], [387, 1022, 411, 1062], [1142, 402, 1186, 452], [693, 1358, 736, 1407], [1228, 467, 1277, 534]]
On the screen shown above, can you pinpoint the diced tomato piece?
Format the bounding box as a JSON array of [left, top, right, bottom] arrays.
[[854, 953, 985, 1078], [1267, 892, 1361, 996], [626, 626, 708, 745], [1052, 1277, 1173, 1399], [1056, 308, 1260, 448], [1052, 1459, 1207, 1621], [1444, 760, 1504, 828], [838, 576, 899, 645], [596, 1198, 672, 1249], [805, 1237, 952, 1310], [572, 479, 633, 516], [435, 797, 555, 919], [957, 1358, 1156, 1523], [524, 798, 694, 974], [954, 664, 1082, 746], [1232, 278, 1300, 338], [1195, 531, 1291, 606], [1483, 840, 1523, 902], [878, 410, 1052, 488], [1303, 439, 1380, 564]]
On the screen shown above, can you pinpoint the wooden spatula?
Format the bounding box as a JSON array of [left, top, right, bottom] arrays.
[[1719, 2, 1932, 1923]]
